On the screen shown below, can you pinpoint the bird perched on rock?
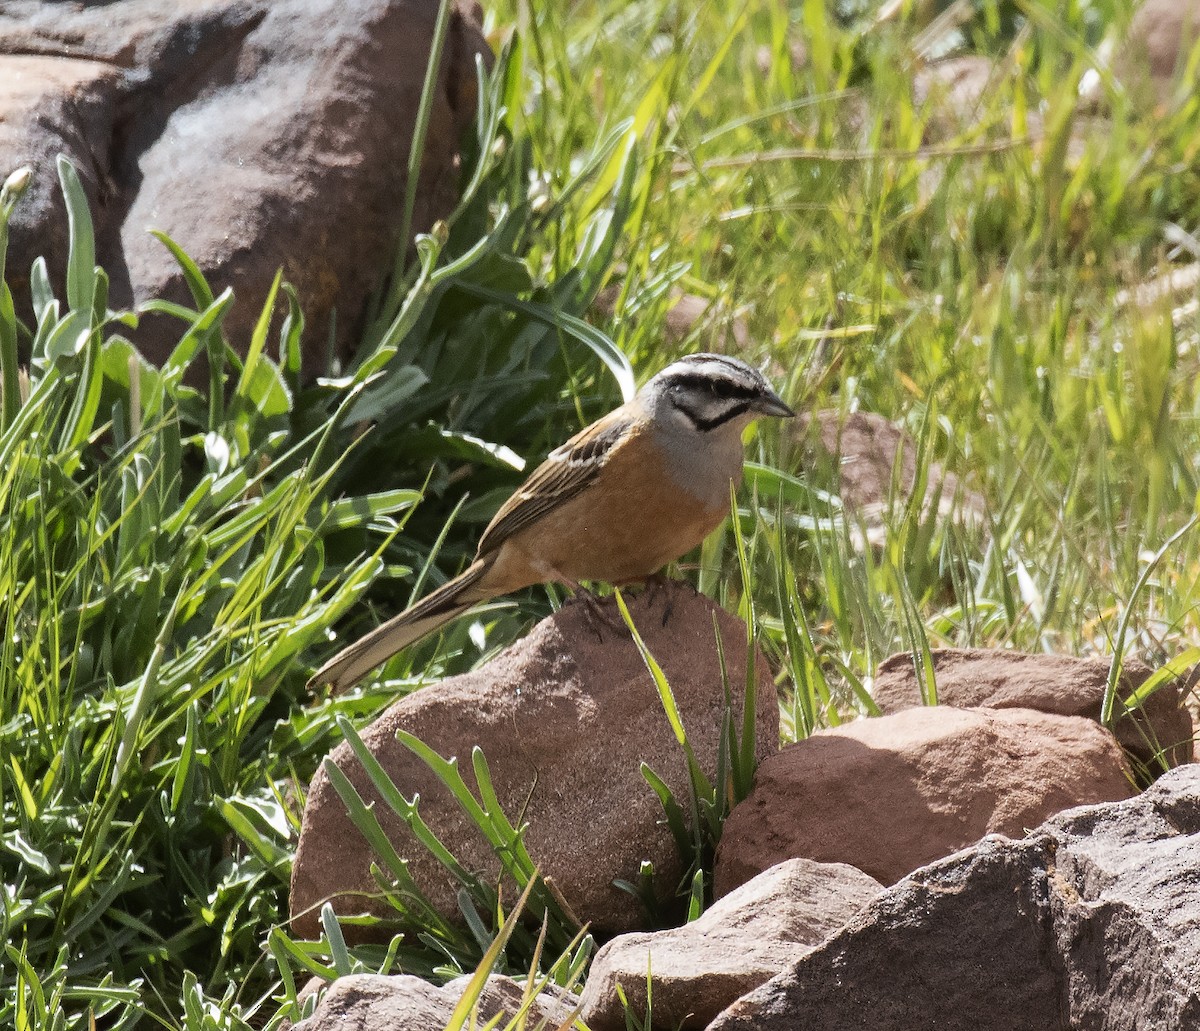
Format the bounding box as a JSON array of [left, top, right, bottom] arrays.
[[309, 353, 794, 693]]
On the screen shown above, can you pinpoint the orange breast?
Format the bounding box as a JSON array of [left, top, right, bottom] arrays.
[[487, 431, 734, 590]]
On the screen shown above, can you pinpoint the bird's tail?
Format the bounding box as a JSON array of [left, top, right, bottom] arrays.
[[308, 559, 491, 694]]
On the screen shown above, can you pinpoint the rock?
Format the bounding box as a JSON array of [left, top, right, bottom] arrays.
[[291, 581, 779, 942], [1042, 765, 1200, 1026], [580, 858, 882, 1031], [873, 648, 1194, 769], [714, 705, 1135, 894], [0, 55, 120, 310], [708, 764, 1200, 1031], [1115, 0, 1200, 107], [593, 285, 750, 350], [293, 975, 451, 1031], [441, 973, 579, 1027], [912, 56, 1002, 141], [710, 837, 1063, 1031], [0, 0, 488, 369], [293, 972, 576, 1031], [792, 410, 986, 549]]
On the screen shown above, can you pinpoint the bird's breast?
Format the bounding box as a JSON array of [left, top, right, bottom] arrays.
[[493, 425, 742, 586]]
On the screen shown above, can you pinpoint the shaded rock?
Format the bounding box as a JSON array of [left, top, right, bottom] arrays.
[[1042, 765, 1200, 1026], [0, 0, 488, 369], [873, 647, 1194, 769], [291, 581, 778, 942], [793, 410, 986, 549], [708, 764, 1200, 1031], [714, 705, 1134, 894], [293, 972, 576, 1031], [710, 836, 1063, 1031], [581, 858, 882, 1031]]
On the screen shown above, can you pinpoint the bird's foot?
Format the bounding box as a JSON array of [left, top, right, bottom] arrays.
[[624, 572, 681, 627], [563, 582, 619, 642]]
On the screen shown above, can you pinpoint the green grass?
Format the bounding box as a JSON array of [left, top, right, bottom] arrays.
[[4, 0, 1200, 1025]]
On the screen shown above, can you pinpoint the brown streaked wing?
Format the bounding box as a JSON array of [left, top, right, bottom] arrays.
[[475, 408, 632, 557]]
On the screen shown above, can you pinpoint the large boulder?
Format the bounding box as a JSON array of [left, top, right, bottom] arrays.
[[291, 581, 779, 942], [714, 705, 1135, 893], [0, 0, 488, 369]]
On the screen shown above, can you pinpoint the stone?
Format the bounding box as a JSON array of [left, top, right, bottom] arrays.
[[580, 858, 882, 1031], [708, 764, 1200, 1031], [1043, 765, 1200, 1027], [1115, 0, 1200, 107], [291, 581, 778, 942], [873, 647, 1194, 769], [912, 56, 1003, 141], [714, 705, 1135, 894], [593, 285, 750, 351], [0, 0, 488, 370], [709, 837, 1063, 1031], [0, 55, 120, 310], [792, 410, 986, 549], [292, 972, 576, 1031], [441, 973, 579, 1027]]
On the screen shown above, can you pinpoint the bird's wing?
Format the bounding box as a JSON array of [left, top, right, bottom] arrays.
[[475, 407, 633, 557]]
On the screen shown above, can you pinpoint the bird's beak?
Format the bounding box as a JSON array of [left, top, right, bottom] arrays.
[[753, 388, 796, 419]]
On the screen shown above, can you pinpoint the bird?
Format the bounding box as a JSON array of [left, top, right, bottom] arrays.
[[309, 352, 795, 693]]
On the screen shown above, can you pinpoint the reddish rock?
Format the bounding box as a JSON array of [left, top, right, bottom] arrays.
[[291, 582, 778, 942], [793, 410, 986, 549], [0, 55, 120, 306], [873, 648, 1194, 769], [581, 858, 882, 1031], [0, 0, 489, 370], [593, 285, 750, 350], [1119, 0, 1200, 105], [714, 706, 1135, 894], [710, 837, 1064, 1031]]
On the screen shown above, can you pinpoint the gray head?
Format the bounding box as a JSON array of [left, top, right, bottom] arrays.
[[641, 353, 795, 435]]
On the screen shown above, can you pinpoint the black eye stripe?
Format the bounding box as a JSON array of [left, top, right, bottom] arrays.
[[667, 373, 760, 400]]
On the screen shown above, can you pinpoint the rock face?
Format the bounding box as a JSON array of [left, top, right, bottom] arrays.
[[709, 764, 1200, 1031], [873, 647, 1194, 768], [293, 972, 576, 1031], [291, 582, 778, 942], [714, 705, 1135, 894], [0, 0, 488, 369], [580, 858, 882, 1031], [793, 410, 986, 549]]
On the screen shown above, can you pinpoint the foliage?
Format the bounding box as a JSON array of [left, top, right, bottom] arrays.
[[0, 32, 635, 1029]]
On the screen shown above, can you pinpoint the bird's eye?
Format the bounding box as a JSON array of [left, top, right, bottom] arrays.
[[711, 381, 736, 399]]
